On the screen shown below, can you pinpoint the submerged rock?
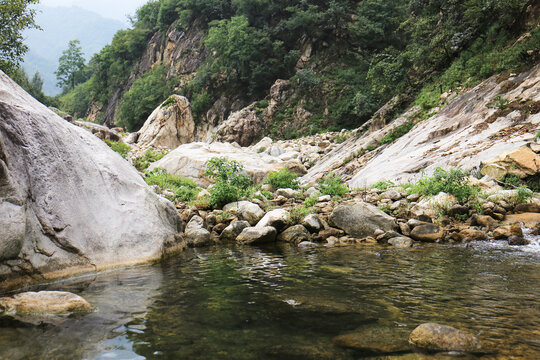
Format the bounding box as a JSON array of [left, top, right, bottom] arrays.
[[329, 202, 398, 238], [409, 323, 483, 353], [0, 291, 92, 316], [333, 327, 411, 355], [0, 71, 184, 291]]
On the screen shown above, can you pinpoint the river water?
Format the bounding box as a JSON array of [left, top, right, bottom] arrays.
[[0, 241, 538, 360]]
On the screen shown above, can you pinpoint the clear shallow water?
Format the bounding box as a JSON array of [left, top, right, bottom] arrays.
[[0, 242, 538, 360]]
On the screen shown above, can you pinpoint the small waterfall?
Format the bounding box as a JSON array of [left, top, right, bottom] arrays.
[[521, 225, 540, 252]]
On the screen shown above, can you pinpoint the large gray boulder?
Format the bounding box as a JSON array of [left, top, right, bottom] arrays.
[[0, 71, 184, 291], [149, 142, 306, 186], [329, 202, 398, 238], [236, 226, 277, 245]]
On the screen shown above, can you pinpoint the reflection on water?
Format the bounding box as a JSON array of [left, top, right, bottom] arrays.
[[0, 243, 538, 359]]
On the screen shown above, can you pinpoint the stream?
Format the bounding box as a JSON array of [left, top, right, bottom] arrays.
[[0, 240, 538, 359]]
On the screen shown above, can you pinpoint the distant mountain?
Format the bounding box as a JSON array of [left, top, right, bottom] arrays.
[[23, 6, 125, 96]]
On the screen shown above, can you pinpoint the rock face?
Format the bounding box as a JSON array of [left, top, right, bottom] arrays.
[[220, 220, 250, 241], [303, 64, 540, 187], [277, 225, 310, 243], [256, 209, 290, 232], [136, 95, 195, 149], [214, 105, 264, 146], [0, 291, 93, 315], [149, 142, 306, 186], [0, 71, 184, 291], [409, 323, 483, 353], [482, 145, 540, 179], [329, 202, 398, 238]]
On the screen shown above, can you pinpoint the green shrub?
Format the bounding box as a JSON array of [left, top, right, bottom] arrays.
[[204, 157, 252, 207], [133, 149, 167, 171], [264, 168, 300, 190], [289, 206, 313, 224], [372, 180, 394, 190], [145, 168, 200, 202], [261, 190, 274, 200], [379, 122, 415, 145], [408, 168, 479, 204], [117, 65, 174, 131], [319, 173, 348, 197], [304, 195, 318, 207], [104, 140, 130, 158], [516, 186, 533, 204], [502, 174, 522, 188]]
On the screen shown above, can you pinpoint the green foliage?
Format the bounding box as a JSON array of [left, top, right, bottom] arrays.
[[318, 172, 348, 197], [516, 186, 533, 205], [487, 95, 510, 110], [534, 130, 540, 142], [191, 91, 212, 122], [204, 157, 252, 207], [104, 140, 131, 158], [55, 40, 87, 91], [289, 206, 313, 224], [503, 174, 523, 188], [372, 180, 394, 190], [133, 149, 167, 171], [304, 195, 318, 208], [117, 65, 173, 131], [59, 79, 94, 117], [264, 169, 300, 190], [205, 15, 291, 95], [261, 190, 274, 200], [379, 122, 415, 145], [145, 168, 199, 202], [0, 0, 39, 76], [409, 168, 479, 204]]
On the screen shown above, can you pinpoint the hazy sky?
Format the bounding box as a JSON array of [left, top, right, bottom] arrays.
[[40, 0, 149, 24]]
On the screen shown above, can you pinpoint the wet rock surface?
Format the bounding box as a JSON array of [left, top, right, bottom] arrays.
[[409, 323, 483, 353]]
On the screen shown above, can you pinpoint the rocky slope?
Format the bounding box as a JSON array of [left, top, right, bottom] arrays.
[[301, 64, 540, 187], [0, 71, 184, 292]]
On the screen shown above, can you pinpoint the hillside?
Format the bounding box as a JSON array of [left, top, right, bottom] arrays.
[[59, 0, 539, 142], [23, 6, 124, 95]]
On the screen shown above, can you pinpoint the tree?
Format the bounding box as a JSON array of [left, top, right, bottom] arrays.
[[31, 72, 43, 92], [0, 0, 40, 77], [55, 40, 86, 91]]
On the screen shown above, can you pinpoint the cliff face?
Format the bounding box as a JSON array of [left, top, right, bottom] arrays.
[[92, 21, 206, 127], [302, 65, 540, 187]]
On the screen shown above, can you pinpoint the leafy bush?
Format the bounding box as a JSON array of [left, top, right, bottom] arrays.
[[204, 157, 252, 207], [379, 122, 415, 145], [372, 180, 394, 190], [264, 168, 300, 190], [145, 168, 199, 202], [502, 174, 522, 188], [304, 195, 318, 208], [261, 190, 274, 200], [289, 206, 313, 224], [319, 173, 348, 197], [104, 140, 130, 158], [516, 186, 533, 204], [117, 65, 173, 131], [408, 168, 479, 204], [133, 149, 167, 171]]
